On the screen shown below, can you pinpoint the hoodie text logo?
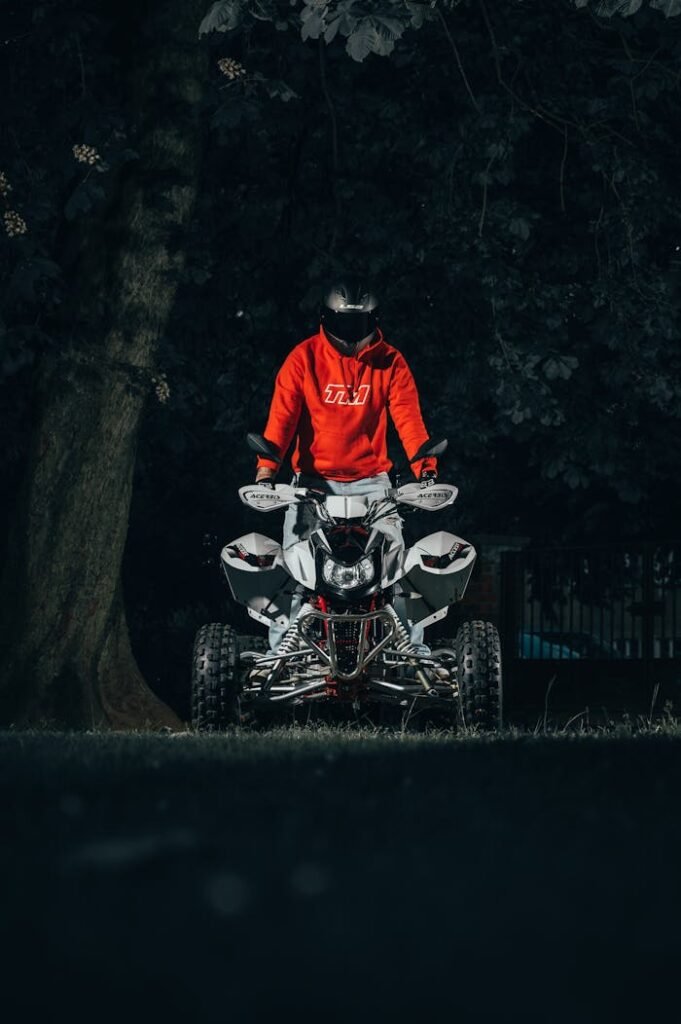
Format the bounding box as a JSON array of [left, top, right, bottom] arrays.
[[324, 383, 371, 406]]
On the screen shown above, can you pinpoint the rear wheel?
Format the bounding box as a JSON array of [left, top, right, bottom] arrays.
[[191, 624, 240, 732], [455, 620, 503, 730]]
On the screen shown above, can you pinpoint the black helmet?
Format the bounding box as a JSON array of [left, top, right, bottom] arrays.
[[320, 280, 379, 348]]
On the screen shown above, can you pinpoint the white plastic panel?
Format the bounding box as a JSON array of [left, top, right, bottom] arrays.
[[221, 533, 283, 573], [283, 540, 318, 589], [400, 531, 477, 625], [324, 495, 370, 520], [221, 532, 292, 626]]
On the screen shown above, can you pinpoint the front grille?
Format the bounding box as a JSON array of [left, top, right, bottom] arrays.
[[329, 618, 364, 676], [297, 605, 395, 681]]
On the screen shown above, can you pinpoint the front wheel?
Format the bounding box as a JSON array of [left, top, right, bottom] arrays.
[[191, 623, 241, 732], [455, 620, 503, 730]]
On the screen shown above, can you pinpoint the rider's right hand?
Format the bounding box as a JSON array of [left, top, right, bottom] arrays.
[[255, 467, 276, 488]]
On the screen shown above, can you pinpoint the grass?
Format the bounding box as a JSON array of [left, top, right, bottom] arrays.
[[3, 720, 681, 1022]]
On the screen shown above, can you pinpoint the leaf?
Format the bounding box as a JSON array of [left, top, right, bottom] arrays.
[[187, 267, 212, 286], [509, 218, 531, 240], [546, 458, 566, 480], [65, 187, 91, 220], [336, 12, 359, 38], [250, 1, 277, 22], [373, 15, 406, 41], [64, 181, 105, 221], [509, 404, 532, 424], [301, 9, 325, 40], [594, 0, 643, 16], [543, 356, 578, 380], [264, 78, 300, 102], [616, 479, 643, 503], [9, 259, 61, 303], [113, 148, 140, 166], [650, 0, 681, 14], [31, 258, 60, 278], [324, 15, 342, 43], [1, 340, 34, 376], [406, 2, 426, 28], [211, 97, 258, 129], [346, 20, 377, 61], [564, 466, 587, 490], [199, 0, 243, 36], [373, 34, 395, 57]]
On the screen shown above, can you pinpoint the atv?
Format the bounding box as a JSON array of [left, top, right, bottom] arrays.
[[191, 434, 502, 731]]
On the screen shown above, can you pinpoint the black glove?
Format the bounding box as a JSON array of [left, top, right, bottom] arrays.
[[256, 477, 275, 489], [420, 469, 437, 488]]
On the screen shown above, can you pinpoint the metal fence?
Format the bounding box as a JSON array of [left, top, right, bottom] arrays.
[[500, 543, 681, 664]]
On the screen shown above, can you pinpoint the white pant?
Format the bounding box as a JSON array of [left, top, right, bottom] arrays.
[[268, 473, 425, 651]]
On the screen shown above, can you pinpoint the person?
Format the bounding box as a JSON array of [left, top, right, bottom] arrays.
[[254, 279, 439, 652]]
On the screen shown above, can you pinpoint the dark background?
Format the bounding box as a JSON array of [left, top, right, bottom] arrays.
[[2, 0, 681, 716]]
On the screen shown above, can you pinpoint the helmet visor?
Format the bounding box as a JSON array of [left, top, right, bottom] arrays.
[[322, 309, 377, 346]]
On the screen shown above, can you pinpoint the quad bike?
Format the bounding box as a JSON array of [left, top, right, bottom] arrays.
[[191, 434, 502, 731]]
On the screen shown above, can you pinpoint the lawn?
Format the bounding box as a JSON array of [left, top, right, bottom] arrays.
[[2, 724, 680, 1022]]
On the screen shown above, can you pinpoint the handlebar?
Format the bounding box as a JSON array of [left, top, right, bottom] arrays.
[[238, 482, 458, 522]]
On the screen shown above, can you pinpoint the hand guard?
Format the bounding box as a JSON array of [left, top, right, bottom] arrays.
[[256, 478, 275, 489]]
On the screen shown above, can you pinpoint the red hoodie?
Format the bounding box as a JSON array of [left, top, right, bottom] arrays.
[[257, 327, 436, 481]]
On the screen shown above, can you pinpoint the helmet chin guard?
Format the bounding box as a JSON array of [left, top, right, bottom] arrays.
[[323, 326, 375, 355]]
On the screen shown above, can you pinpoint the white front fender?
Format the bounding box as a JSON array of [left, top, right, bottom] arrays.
[[399, 531, 477, 625]]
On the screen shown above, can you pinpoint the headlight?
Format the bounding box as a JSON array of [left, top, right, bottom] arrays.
[[322, 555, 375, 590]]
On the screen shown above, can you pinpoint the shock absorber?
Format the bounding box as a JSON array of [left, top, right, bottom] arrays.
[[384, 604, 438, 697], [259, 604, 313, 692], [277, 622, 303, 658]]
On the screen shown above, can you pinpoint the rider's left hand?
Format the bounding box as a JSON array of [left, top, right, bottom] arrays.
[[420, 470, 437, 488]]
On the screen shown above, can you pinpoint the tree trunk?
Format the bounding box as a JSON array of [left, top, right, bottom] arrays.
[[0, 2, 207, 729]]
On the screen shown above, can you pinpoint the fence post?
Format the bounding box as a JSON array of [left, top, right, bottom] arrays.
[[641, 544, 654, 673], [500, 549, 520, 661]]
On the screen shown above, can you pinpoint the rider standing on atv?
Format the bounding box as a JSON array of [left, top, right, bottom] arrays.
[[254, 280, 438, 652]]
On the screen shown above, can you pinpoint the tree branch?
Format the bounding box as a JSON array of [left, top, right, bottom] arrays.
[[478, 0, 634, 150], [436, 7, 481, 114], [559, 125, 568, 213], [477, 0, 565, 136], [478, 151, 496, 237]]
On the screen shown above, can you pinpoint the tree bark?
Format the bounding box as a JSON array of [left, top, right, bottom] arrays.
[[0, 1, 207, 729]]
